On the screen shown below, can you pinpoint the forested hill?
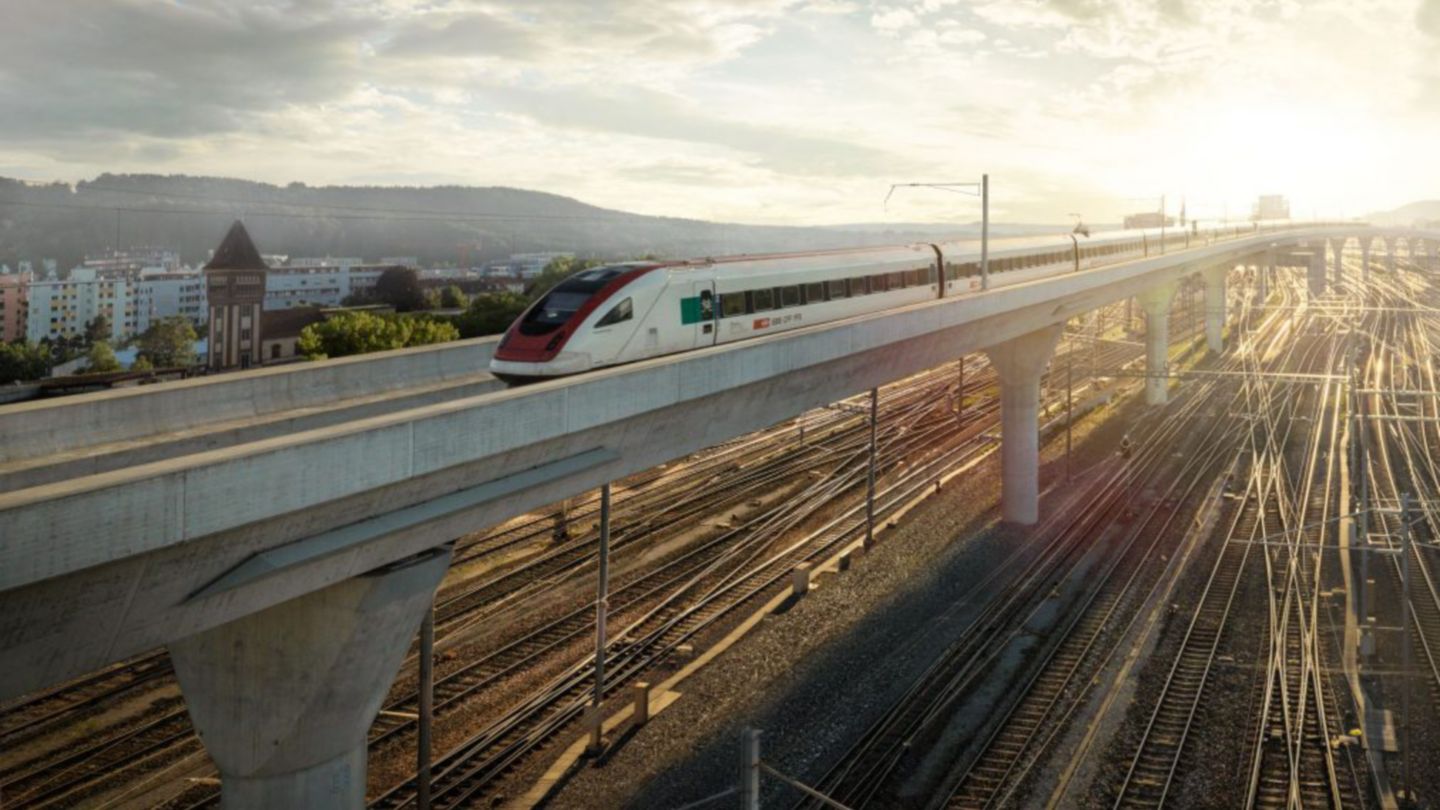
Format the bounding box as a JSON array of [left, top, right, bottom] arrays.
[[0, 174, 1040, 271]]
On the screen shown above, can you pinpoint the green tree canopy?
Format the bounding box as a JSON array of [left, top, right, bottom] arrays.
[[0, 341, 53, 384], [373, 267, 426, 312], [131, 355, 154, 372], [84, 314, 112, 345], [84, 341, 122, 373], [440, 285, 469, 309], [452, 292, 529, 338], [135, 317, 199, 368], [298, 312, 459, 359]]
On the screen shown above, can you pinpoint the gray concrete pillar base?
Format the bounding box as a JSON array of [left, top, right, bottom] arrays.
[[169, 547, 453, 810], [1137, 282, 1177, 406], [222, 748, 365, 809], [983, 324, 1063, 525], [1201, 266, 1226, 356], [1307, 250, 1326, 299]]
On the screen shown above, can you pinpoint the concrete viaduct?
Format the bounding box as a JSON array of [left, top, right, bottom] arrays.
[[0, 224, 1428, 806]]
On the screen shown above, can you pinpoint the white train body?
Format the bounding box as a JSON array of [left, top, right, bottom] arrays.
[[490, 221, 1305, 383]]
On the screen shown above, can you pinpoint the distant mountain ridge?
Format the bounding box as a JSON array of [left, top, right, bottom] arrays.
[[0, 174, 1062, 271]]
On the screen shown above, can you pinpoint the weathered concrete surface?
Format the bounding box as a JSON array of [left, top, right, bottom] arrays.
[[1202, 266, 1226, 355], [1137, 281, 1178, 405], [0, 336, 499, 467], [0, 373, 501, 492], [983, 325, 1063, 525], [169, 547, 449, 809], [0, 226, 1411, 700]]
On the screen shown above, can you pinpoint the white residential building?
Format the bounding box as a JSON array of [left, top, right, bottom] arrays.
[[263, 263, 386, 310], [25, 267, 133, 343], [135, 269, 207, 333]]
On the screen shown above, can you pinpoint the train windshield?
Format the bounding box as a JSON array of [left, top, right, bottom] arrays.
[[519, 266, 631, 335]]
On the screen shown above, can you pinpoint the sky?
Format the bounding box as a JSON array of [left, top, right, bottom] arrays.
[[1, 0, 1437, 226]]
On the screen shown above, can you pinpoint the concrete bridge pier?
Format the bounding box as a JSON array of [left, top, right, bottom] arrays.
[[1385, 237, 1397, 274], [1361, 239, 1372, 283], [983, 324, 1063, 525], [1330, 239, 1345, 288], [1306, 250, 1327, 299], [168, 547, 452, 809], [1137, 282, 1178, 406], [1201, 266, 1226, 355], [1260, 248, 1273, 304]]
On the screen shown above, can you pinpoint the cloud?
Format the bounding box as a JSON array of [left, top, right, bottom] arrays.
[[871, 6, 920, 32], [0, 0, 1437, 225], [0, 0, 374, 141], [479, 83, 917, 177]]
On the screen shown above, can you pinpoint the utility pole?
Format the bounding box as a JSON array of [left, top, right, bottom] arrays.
[[417, 605, 434, 810], [956, 357, 965, 423], [741, 728, 761, 810], [866, 387, 878, 550], [1065, 344, 1074, 482], [981, 174, 990, 289], [589, 484, 612, 753], [1360, 367, 1371, 654], [1400, 492, 1412, 803], [1159, 194, 1166, 254]]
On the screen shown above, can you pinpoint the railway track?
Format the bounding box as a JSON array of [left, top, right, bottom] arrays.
[[1, 308, 1144, 809], [806, 335, 1240, 808]]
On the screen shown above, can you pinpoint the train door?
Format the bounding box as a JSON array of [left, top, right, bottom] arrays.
[[682, 280, 717, 348]]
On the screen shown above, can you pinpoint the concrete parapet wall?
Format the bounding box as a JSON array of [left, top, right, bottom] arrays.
[[0, 337, 498, 466]]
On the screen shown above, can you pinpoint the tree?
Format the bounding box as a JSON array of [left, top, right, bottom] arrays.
[[298, 312, 459, 359], [372, 267, 426, 312], [84, 314, 112, 345], [422, 288, 443, 310], [135, 317, 199, 368], [84, 341, 122, 373], [440, 285, 469, 309], [131, 355, 154, 372], [452, 292, 529, 338], [405, 316, 461, 347], [0, 341, 52, 384]]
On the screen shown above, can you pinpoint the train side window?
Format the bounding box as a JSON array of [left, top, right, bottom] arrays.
[[850, 277, 869, 296], [595, 297, 632, 327], [889, 271, 906, 288], [718, 293, 739, 317], [828, 279, 848, 299], [869, 274, 887, 293], [805, 282, 826, 302], [753, 287, 775, 311], [926, 265, 937, 284], [780, 286, 800, 307]]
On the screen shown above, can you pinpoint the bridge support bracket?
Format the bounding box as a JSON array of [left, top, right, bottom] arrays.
[[1137, 282, 1179, 406], [169, 546, 452, 809], [983, 324, 1063, 525], [1201, 266, 1226, 356]]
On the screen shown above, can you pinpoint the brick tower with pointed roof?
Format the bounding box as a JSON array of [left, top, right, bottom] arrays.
[[204, 220, 269, 370]]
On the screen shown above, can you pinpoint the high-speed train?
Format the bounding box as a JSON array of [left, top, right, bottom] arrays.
[[488, 221, 1311, 383]]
